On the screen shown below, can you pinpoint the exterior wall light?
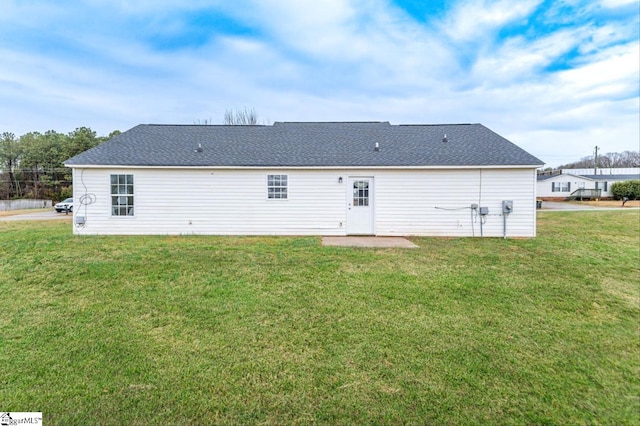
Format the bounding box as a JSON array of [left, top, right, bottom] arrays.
[[338, 177, 343, 183]]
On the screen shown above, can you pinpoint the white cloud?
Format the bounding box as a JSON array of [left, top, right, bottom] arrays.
[[600, 0, 637, 7], [0, 0, 637, 167], [510, 110, 639, 166], [85, 0, 225, 14], [469, 29, 583, 86], [557, 42, 639, 100], [440, 0, 542, 42]]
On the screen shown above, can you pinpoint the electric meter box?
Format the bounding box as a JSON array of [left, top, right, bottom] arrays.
[[502, 200, 513, 214]]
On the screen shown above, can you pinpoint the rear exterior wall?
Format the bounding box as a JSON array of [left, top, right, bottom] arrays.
[[72, 167, 537, 237]]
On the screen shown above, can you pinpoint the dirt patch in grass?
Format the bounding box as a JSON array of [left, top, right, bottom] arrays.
[[0, 208, 53, 217], [570, 199, 640, 208]]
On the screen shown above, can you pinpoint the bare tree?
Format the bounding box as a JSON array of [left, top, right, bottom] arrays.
[[620, 150, 640, 167], [224, 107, 259, 125], [194, 118, 214, 125], [558, 150, 640, 169], [558, 156, 593, 169], [599, 153, 613, 168]]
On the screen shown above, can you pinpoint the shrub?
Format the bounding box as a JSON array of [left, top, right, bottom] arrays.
[[58, 186, 73, 200], [610, 180, 640, 200]]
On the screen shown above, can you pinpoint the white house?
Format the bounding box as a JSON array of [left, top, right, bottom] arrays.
[[537, 170, 640, 199], [64, 122, 544, 237], [537, 174, 596, 199]]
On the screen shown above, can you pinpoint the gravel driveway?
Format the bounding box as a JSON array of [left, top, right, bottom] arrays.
[[0, 210, 73, 221]]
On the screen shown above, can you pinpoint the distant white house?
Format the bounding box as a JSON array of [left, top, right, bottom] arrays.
[[64, 122, 544, 237], [537, 168, 640, 199]]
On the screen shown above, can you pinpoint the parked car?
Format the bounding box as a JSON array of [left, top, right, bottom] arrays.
[[54, 198, 73, 213]]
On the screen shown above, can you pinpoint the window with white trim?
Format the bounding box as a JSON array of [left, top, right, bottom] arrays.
[[595, 181, 608, 191], [111, 174, 134, 216], [552, 182, 571, 192], [267, 174, 288, 199]]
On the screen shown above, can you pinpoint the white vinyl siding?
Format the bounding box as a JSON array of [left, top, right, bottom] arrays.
[[72, 167, 537, 237], [375, 169, 536, 237], [74, 169, 344, 235]]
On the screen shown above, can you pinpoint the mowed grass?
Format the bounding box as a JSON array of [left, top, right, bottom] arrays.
[[0, 211, 638, 425]]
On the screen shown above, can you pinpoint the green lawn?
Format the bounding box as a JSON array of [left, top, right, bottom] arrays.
[[1, 211, 638, 425]]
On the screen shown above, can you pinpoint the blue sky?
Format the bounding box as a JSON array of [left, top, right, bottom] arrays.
[[1, 0, 638, 167]]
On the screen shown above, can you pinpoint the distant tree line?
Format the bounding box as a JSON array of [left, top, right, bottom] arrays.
[[557, 150, 640, 170], [2, 109, 264, 201], [0, 127, 119, 201]]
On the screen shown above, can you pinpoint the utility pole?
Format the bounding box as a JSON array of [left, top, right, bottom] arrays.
[[594, 145, 599, 175]]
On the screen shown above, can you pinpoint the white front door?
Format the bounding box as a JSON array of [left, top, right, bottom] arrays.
[[347, 177, 374, 235]]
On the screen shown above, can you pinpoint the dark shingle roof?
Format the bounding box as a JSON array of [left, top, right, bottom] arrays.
[[536, 174, 590, 181], [579, 174, 640, 181], [64, 122, 543, 167]]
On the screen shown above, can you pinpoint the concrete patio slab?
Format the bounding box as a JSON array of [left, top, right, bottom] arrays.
[[322, 236, 419, 248]]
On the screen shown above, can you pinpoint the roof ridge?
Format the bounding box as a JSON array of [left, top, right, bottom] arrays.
[[142, 122, 481, 127], [273, 121, 391, 125], [398, 123, 476, 126], [143, 123, 270, 127]]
